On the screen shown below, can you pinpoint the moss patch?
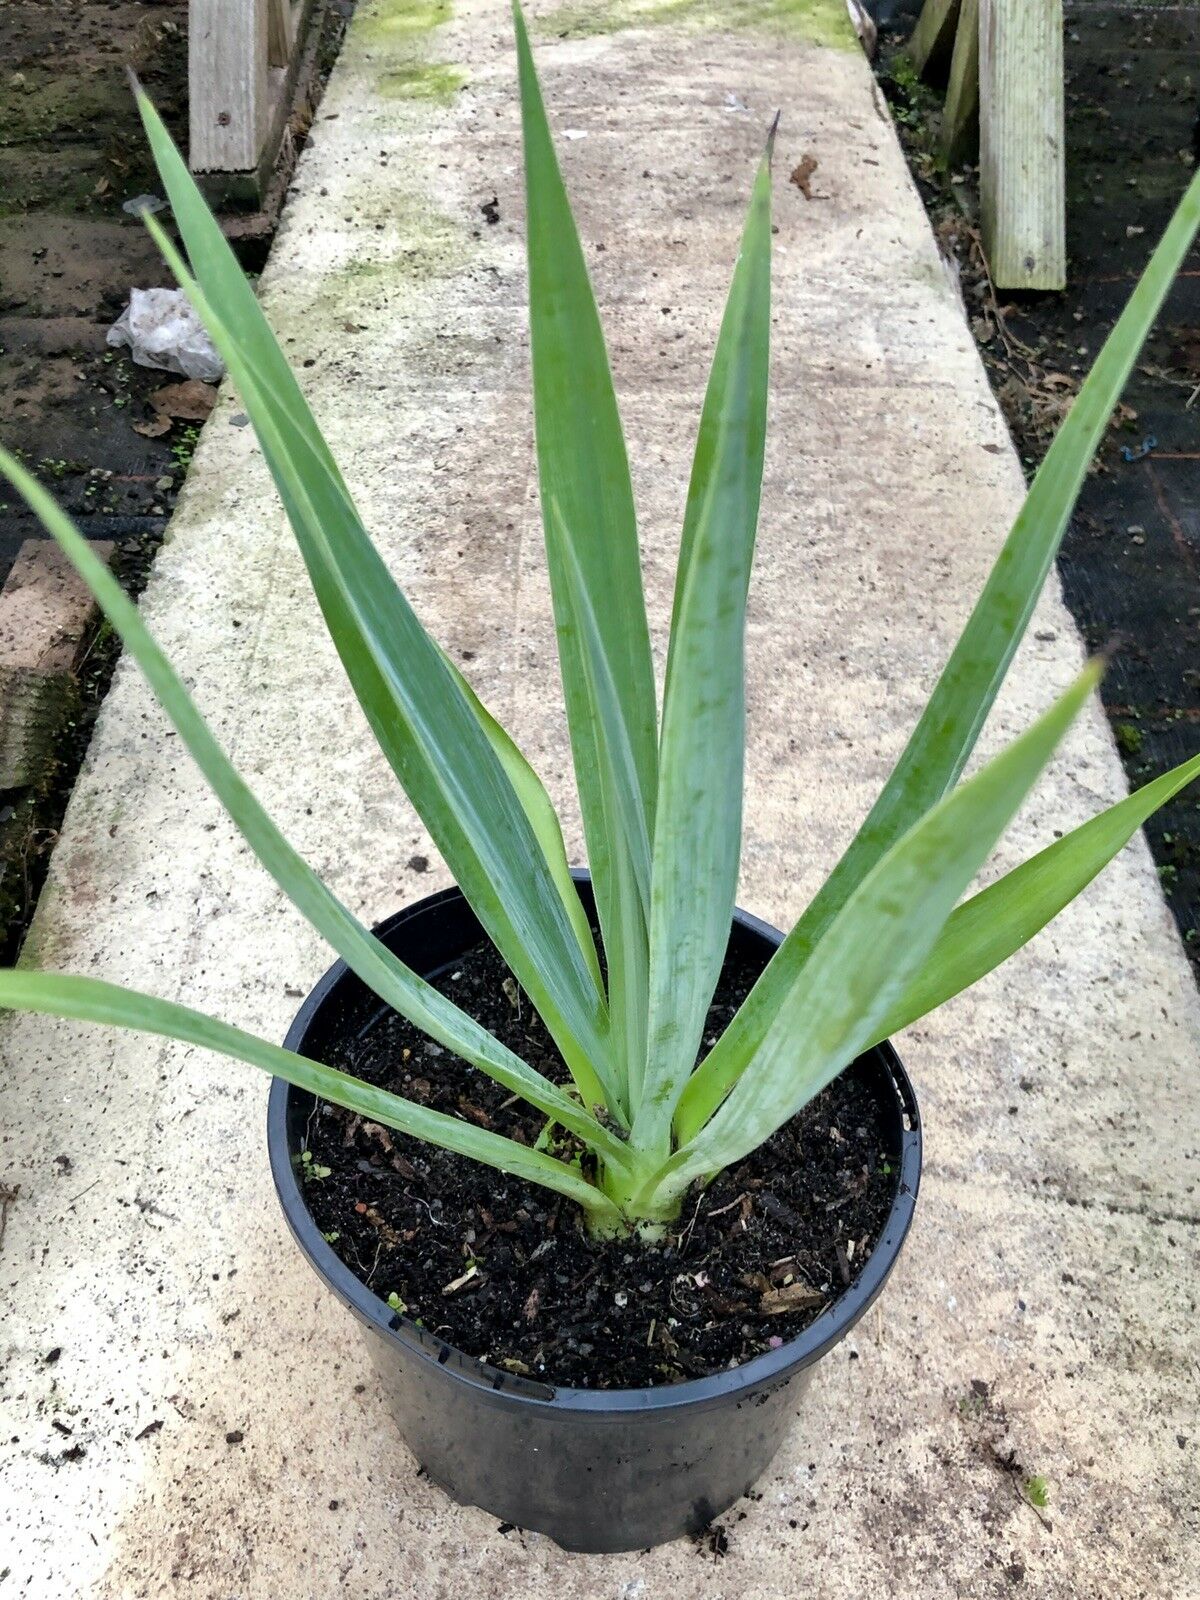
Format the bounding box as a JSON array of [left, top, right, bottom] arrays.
[[0, 148, 104, 219], [355, 0, 454, 47], [377, 62, 468, 100], [291, 188, 473, 327], [0, 71, 129, 147], [0, 67, 148, 213], [353, 0, 464, 105], [537, 0, 857, 50]]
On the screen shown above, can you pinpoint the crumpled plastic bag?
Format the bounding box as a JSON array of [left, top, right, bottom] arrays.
[[107, 288, 224, 383]]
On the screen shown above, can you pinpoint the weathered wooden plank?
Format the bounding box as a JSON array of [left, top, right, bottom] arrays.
[[188, 0, 270, 174], [268, 0, 297, 69], [0, 540, 113, 792], [908, 0, 962, 79], [941, 0, 980, 164], [979, 0, 1066, 289]]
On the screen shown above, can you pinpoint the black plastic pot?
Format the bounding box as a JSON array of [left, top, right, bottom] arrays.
[[268, 876, 921, 1553]]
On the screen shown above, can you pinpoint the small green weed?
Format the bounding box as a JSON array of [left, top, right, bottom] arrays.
[[1022, 1474, 1050, 1508]]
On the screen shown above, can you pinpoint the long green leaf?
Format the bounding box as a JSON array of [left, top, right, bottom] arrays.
[[0, 971, 618, 1222], [0, 450, 632, 1174], [631, 136, 773, 1158], [446, 651, 603, 994], [676, 168, 1200, 1142], [553, 503, 653, 921], [132, 89, 597, 1004], [553, 502, 654, 1116], [134, 89, 616, 1116], [646, 663, 1103, 1206], [514, 2, 659, 1101], [867, 749, 1200, 1045]]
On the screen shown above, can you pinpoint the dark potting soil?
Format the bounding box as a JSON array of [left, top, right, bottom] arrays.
[[302, 937, 896, 1390]]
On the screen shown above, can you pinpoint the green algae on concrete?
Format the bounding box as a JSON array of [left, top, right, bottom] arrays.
[[351, 0, 466, 107], [290, 188, 475, 326], [377, 62, 468, 100], [537, 0, 858, 50], [355, 0, 454, 46]]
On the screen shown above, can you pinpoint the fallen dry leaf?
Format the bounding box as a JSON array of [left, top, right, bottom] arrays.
[[149, 379, 217, 421], [132, 414, 172, 438], [133, 378, 217, 437], [790, 153, 819, 200]]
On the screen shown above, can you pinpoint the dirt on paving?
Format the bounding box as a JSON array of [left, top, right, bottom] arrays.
[[0, 1, 191, 581], [0, 0, 354, 958], [872, 0, 1200, 981]]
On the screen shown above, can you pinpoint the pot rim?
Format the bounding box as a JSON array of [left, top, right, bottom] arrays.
[[268, 877, 922, 1417]]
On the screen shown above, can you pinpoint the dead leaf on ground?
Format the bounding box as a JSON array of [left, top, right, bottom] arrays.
[[790, 154, 819, 200], [151, 379, 217, 420], [132, 378, 217, 437], [131, 414, 172, 438], [456, 1097, 495, 1128]]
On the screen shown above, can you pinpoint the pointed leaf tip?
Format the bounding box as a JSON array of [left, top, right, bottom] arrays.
[[766, 110, 781, 163]]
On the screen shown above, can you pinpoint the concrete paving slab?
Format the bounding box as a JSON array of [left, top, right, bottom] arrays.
[[2, 0, 1198, 1595]]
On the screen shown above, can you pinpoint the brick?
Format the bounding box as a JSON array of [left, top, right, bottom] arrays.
[[0, 537, 112, 790]]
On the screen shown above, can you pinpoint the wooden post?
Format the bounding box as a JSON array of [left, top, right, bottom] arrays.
[[979, 0, 1066, 289], [268, 0, 296, 69], [941, 0, 979, 163], [189, 0, 270, 174], [908, 0, 962, 80]]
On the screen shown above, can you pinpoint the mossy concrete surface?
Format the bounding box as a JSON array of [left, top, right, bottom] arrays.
[[537, 0, 858, 50], [2, 0, 1198, 1595]]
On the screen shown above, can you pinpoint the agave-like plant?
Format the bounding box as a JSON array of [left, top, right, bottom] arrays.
[[2, 9, 1199, 1237]]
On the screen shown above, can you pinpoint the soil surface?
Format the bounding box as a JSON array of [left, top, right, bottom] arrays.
[[872, 0, 1200, 979], [0, 0, 354, 959], [0, 0, 192, 586], [302, 937, 898, 1390]]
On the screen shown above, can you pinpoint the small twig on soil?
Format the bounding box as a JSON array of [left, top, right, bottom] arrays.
[[705, 1190, 750, 1220], [834, 1239, 851, 1286], [967, 227, 1039, 363], [674, 1190, 706, 1251], [984, 1442, 1053, 1532], [442, 1263, 479, 1295], [569, 1259, 603, 1295]]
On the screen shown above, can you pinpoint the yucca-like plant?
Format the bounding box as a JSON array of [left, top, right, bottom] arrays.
[[2, 10, 1200, 1239]]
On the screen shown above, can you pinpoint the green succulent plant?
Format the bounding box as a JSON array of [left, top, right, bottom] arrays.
[[2, 7, 1199, 1236]]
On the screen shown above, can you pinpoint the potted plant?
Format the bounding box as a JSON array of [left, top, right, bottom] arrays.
[[3, 4, 1199, 1554]]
